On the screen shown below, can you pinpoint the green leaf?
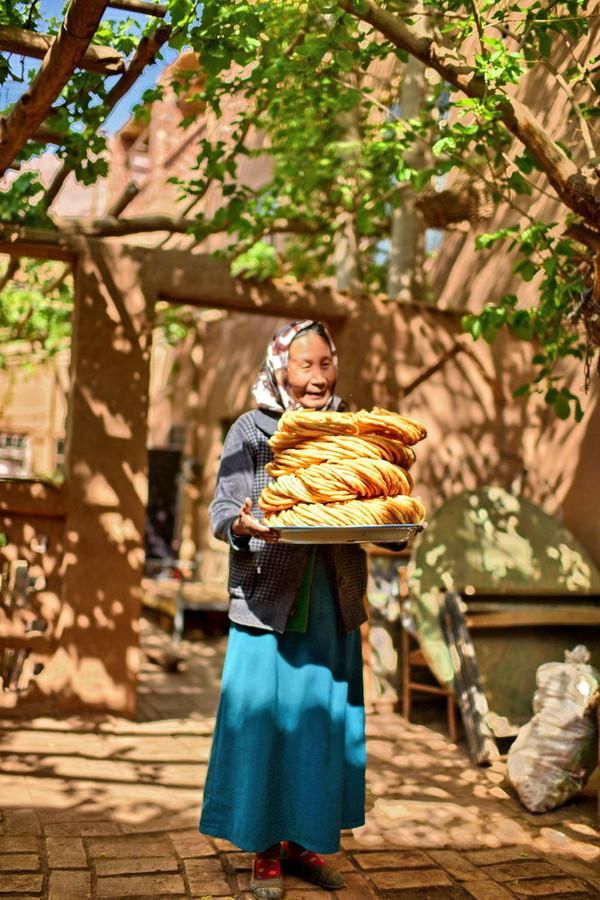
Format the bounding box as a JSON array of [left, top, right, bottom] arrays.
[[508, 171, 533, 195], [432, 136, 456, 156], [231, 241, 279, 280], [476, 229, 519, 250], [510, 310, 534, 340], [554, 392, 571, 419], [470, 318, 482, 339], [514, 259, 538, 282], [539, 31, 553, 59]]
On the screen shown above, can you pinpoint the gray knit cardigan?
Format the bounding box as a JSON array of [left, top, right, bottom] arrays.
[[209, 408, 368, 634]]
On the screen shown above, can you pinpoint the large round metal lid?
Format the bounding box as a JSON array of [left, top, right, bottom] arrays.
[[408, 486, 600, 686]]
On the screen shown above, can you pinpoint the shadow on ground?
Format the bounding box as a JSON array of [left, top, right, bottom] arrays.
[[0, 614, 599, 898]]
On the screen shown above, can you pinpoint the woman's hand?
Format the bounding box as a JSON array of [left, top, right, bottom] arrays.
[[232, 497, 280, 543]]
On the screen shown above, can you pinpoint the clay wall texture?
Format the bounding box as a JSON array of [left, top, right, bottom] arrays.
[[1, 36, 599, 715]]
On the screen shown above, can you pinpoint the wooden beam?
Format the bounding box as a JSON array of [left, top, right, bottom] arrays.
[[152, 248, 355, 320], [107, 0, 167, 16], [0, 1, 109, 176], [56, 214, 195, 236], [32, 121, 69, 145], [467, 606, 600, 628], [0, 225, 76, 262], [0, 25, 125, 75], [42, 24, 171, 209], [0, 477, 66, 517], [106, 180, 140, 218]]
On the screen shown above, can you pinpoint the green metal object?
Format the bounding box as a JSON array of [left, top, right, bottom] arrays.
[[408, 487, 600, 721]]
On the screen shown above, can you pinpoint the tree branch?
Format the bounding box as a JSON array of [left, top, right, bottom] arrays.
[[106, 181, 141, 218], [338, 0, 600, 228], [0, 257, 20, 292], [42, 265, 71, 295], [55, 214, 196, 237], [0, 25, 125, 74], [42, 24, 171, 210], [565, 223, 600, 252], [107, 0, 167, 16], [0, 1, 109, 176]]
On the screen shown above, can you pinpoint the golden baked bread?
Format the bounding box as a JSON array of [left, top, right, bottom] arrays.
[[354, 407, 427, 444], [260, 406, 427, 528], [266, 434, 416, 478], [270, 407, 426, 452], [259, 459, 413, 511], [264, 495, 426, 527]]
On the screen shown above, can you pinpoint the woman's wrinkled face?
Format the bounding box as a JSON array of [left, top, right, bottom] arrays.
[[285, 332, 336, 409]]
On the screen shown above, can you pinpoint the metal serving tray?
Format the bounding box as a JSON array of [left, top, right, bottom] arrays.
[[276, 522, 426, 545]]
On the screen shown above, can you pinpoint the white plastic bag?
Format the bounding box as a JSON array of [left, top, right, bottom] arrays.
[[507, 645, 599, 813]]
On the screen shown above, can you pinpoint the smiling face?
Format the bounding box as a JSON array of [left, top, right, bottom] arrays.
[[285, 331, 336, 409]]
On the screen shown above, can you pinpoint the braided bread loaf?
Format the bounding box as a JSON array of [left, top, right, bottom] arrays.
[[266, 434, 416, 478], [260, 407, 426, 528], [266, 495, 426, 528], [270, 406, 426, 452]]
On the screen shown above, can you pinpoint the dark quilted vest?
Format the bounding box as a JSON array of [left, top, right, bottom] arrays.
[[216, 410, 368, 634]]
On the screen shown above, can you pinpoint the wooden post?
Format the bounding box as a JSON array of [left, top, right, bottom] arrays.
[[39, 239, 156, 715]]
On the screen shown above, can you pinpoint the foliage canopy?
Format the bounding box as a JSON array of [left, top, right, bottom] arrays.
[[1, 0, 599, 418]]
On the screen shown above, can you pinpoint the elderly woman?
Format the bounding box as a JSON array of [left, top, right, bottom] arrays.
[[200, 320, 368, 899]]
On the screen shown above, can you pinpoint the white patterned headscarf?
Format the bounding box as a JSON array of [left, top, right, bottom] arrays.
[[252, 320, 342, 413]]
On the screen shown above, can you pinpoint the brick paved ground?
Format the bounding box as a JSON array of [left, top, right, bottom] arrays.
[[1, 619, 599, 899]]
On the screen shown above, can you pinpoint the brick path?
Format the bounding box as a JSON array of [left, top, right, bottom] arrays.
[[1, 619, 599, 898]]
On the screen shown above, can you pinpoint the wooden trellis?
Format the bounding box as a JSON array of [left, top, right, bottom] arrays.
[[0, 1, 169, 181], [0, 0, 171, 288]]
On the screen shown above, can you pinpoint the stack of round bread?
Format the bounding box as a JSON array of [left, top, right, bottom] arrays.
[[259, 407, 427, 527]]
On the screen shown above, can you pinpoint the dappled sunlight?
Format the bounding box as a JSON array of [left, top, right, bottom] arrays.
[[407, 486, 600, 723], [0, 617, 223, 828], [77, 389, 133, 440], [4, 244, 600, 726], [0, 243, 157, 716], [1, 614, 599, 900], [354, 709, 600, 868]]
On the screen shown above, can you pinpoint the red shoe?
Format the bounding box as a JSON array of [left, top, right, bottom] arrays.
[[249, 855, 284, 899], [281, 842, 345, 890]]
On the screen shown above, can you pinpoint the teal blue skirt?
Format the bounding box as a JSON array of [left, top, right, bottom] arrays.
[[199, 551, 366, 853]]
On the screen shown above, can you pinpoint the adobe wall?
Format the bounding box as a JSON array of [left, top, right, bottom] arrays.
[[2, 239, 598, 719], [0, 480, 66, 710], [183, 298, 600, 575], [0, 351, 69, 476]]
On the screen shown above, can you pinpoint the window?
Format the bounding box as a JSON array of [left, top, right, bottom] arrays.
[[0, 432, 31, 477]]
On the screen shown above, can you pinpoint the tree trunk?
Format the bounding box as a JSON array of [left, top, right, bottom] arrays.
[[387, 10, 428, 301], [334, 80, 362, 292], [339, 0, 600, 229], [334, 209, 361, 292]]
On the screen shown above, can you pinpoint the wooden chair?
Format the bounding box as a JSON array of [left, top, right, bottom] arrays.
[[400, 624, 458, 742], [397, 564, 457, 741]]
